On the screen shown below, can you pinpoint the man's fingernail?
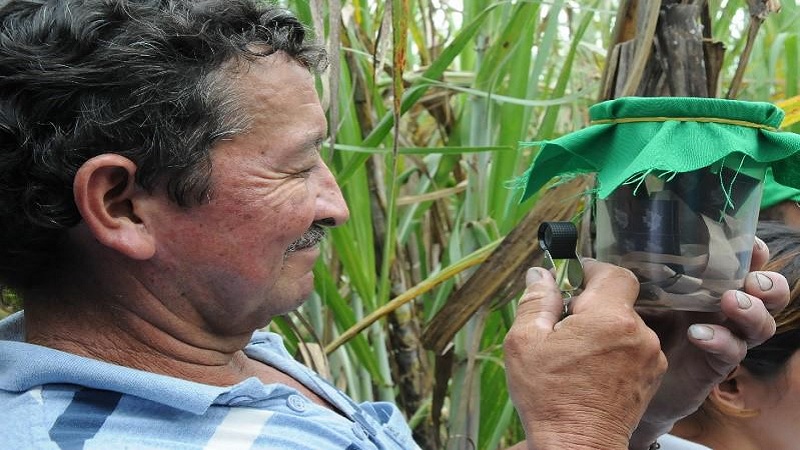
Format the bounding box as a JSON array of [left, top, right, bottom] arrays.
[[689, 324, 714, 341], [736, 291, 752, 309], [526, 268, 542, 283], [755, 273, 774, 291], [755, 237, 766, 251]]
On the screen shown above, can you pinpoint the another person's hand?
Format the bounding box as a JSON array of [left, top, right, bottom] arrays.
[[504, 260, 667, 450], [630, 237, 790, 449]]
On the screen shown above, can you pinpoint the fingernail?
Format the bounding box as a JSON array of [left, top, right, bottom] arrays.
[[526, 268, 542, 283], [755, 273, 774, 291], [689, 324, 714, 341], [754, 237, 766, 251], [736, 291, 752, 309]]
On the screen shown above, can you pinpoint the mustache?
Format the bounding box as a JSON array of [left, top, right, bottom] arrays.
[[286, 224, 328, 253]]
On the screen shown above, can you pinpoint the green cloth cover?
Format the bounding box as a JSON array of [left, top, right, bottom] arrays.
[[761, 167, 800, 209], [520, 97, 800, 201]]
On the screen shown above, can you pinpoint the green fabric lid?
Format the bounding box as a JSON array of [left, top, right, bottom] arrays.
[[520, 97, 800, 200], [761, 167, 800, 209]]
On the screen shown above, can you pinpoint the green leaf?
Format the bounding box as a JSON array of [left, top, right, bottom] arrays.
[[313, 259, 386, 385]]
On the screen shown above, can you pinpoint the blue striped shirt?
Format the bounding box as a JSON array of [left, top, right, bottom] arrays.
[[0, 312, 420, 449]]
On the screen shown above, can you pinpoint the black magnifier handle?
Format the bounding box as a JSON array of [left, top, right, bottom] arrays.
[[538, 221, 579, 259], [538, 221, 584, 298]]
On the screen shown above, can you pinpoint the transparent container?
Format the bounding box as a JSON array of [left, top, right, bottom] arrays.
[[593, 159, 765, 312]]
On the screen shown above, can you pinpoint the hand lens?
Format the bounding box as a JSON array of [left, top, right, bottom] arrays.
[[538, 221, 584, 316]]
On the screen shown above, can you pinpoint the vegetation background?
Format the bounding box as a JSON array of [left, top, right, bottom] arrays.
[[3, 0, 800, 448]]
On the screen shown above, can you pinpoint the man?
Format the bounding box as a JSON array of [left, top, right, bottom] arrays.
[[0, 1, 787, 449]]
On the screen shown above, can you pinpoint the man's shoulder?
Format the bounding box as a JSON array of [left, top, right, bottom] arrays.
[[0, 384, 90, 449]]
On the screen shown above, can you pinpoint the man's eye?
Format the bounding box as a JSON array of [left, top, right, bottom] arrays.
[[297, 166, 316, 177]]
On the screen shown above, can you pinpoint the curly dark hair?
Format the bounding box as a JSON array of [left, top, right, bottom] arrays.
[[0, 0, 326, 288]]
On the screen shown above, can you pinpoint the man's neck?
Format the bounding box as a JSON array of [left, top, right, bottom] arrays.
[[23, 288, 340, 411], [23, 281, 262, 387]]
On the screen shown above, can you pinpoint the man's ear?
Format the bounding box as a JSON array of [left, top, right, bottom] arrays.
[[73, 154, 155, 260]]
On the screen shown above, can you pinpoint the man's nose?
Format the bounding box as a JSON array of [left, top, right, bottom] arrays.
[[316, 162, 349, 227]]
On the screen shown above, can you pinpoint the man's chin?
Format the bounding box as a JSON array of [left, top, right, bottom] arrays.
[[267, 281, 315, 318], [283, 270, 316, 307], [272, 249, 319, 312], [298, 269, 316, 294]]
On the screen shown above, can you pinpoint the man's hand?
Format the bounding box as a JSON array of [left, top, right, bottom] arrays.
[[630, 237, 789, 449], [504, 260, 668, 450]]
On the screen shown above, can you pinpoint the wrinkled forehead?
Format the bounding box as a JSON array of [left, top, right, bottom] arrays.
[[207, 50, 322, 133], [209, 52, 326, 153]]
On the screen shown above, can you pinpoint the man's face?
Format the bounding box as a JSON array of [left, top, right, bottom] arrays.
[[141, 53, 349, 333]]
